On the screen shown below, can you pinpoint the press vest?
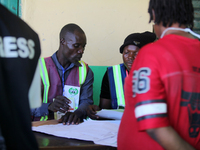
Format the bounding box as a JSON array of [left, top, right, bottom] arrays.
[[107, 63, 127, 109], [39, 57, 88, 121]]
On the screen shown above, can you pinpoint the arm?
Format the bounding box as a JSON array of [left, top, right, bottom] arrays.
[[31, 76, 71, 119], [31, 103, 50, 118], [86, 70, 113, 120], [86, 105, 101, 119], [31, 73, 50, 119], [87, 69, 112, 119], [31, 96, 71, 119], [99, 98, 112, 109], [28, 62, 41, 109], [58, 67, 94, 125], [146, 126, 195, 150], [74, 67, 94, 119]]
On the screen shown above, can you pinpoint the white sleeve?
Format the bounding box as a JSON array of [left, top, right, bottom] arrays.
[[28, 61, 42, 108]]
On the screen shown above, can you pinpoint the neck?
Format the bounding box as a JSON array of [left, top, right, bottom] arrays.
[[160, 24, 194, 39], [56, 50, 70, 69]]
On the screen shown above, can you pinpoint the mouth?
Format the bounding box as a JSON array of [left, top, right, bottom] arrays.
[[127, 61, 133, 66], [126, 61, 133, 69]]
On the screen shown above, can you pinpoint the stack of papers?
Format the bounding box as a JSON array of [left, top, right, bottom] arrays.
[[96, 109, 124, 120], [32, 119, 121, 147]]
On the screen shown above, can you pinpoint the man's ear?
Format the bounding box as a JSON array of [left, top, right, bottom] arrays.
[[60, 38, 65, 45]]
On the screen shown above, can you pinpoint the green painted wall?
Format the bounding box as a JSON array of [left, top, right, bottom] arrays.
[[0, 0, 20, 16]]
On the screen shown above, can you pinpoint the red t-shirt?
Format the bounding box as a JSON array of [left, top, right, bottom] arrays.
[[117, 34, 200, 150]]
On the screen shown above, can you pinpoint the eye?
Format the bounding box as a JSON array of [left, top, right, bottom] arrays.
[[124, 50, 129, 54], [73, 43, 80, 48]]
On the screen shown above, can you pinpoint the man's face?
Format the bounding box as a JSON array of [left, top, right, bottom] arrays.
[[61, 30, 86, 65], [123, 45, 140, 71]]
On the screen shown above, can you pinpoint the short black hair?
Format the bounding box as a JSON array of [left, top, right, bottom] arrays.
[[59, 23, 85, 40], [148, 0, 194, 29]]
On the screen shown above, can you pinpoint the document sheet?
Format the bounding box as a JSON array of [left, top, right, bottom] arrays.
[[96, 109, 124, 120], [32, 119, 120, 147]]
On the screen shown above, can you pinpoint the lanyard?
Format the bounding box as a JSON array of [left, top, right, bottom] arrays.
[[60, 65, 68, 95]]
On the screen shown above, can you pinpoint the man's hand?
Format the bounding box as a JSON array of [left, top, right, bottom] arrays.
[[86, 105, 101, 120], [48, 95, 71, 113], [58, 112, 81, 125]]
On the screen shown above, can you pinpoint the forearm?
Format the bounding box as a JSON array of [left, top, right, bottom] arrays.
[[146, 126, 195, 150], [76, 67, 94, 118], [75, 101, 92, 119], [99, 98, 112, 109], [31, 103, 50, 117]]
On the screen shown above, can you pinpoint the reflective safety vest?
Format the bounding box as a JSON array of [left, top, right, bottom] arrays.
[[107, 64, 127, 109], [39, 57, 87, 121]]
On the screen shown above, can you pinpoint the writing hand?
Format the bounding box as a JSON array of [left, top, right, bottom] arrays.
[[48, 95, 71, 113]]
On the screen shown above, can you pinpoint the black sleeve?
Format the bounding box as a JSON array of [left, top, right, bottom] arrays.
[[100, 70, 111, 99]]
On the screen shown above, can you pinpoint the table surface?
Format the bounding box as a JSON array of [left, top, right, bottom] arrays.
[[32, 120, 117, 150]]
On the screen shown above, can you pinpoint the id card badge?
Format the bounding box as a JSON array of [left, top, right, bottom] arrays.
[[63, 85, 80, 112]]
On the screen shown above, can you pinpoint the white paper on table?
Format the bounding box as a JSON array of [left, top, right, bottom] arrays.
[[96, 109, 124, 120], [32, 119, 120, 147]]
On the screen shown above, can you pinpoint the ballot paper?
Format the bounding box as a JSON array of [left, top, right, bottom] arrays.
[[63, 85, 80, 111], [96, 109, 124, 120], [32, 119, 120, 147]]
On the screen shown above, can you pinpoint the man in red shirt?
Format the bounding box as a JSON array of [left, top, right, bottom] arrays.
[[117, 0, 200, 150]]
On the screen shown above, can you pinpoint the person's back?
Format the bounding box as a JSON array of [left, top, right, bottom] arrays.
[[0, 4, 41, 150], [118, 0, 200, 149], [119, 34, 200, 149], [155, 34, 200, 146]]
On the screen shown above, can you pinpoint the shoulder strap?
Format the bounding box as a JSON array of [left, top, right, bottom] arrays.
[[109, 64, 125, 108], [39, 57, 50, 103], [39, 57, 50, 121], [78, 60, 87, 86]]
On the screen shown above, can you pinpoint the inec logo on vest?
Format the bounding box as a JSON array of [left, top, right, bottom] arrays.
[[69, 88, 78, 96]]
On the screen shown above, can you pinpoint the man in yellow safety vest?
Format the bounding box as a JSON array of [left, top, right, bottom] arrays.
[[31, 23, 94, 125]]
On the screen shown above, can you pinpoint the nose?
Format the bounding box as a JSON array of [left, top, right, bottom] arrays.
[[128, 52, 136, 59], [78, 47, 84, 54]]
